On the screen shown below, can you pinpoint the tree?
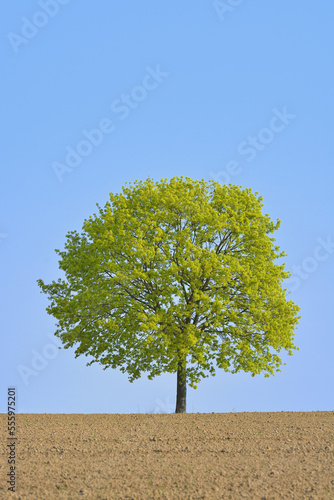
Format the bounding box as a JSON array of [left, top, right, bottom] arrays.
[[37, 177, 300, 413]]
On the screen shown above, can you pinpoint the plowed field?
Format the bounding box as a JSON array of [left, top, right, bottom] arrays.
[[1, 412, 333, 498]]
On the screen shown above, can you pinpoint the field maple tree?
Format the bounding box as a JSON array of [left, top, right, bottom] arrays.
[[37, 177, 300, 413]]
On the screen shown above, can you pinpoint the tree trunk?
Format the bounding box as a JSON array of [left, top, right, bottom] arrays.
[[175, 357, 187, 413]]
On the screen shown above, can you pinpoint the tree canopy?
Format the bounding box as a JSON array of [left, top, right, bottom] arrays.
[[37, 177, 300, 412]]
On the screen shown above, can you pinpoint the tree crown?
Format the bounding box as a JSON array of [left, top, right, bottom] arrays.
[[37, 177, 300, 389]]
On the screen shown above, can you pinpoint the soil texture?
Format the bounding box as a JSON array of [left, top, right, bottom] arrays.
[[1, 411, 333, 499]]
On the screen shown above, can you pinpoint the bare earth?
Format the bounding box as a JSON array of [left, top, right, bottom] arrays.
[[1, 412, 333, 499]]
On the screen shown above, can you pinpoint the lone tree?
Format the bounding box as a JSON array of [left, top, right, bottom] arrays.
[[37, 177, 300, 413]]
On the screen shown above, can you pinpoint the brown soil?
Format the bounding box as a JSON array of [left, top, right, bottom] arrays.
[[1, 412, 333, 499]]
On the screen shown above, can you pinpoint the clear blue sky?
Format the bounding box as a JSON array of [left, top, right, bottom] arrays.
[[1, 1, 333, 414]]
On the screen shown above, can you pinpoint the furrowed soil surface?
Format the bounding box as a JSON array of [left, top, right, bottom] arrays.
[[1, 412, 333, 499]]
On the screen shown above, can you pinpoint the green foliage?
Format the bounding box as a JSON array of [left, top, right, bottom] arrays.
[[37, 177, 300, 389]]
